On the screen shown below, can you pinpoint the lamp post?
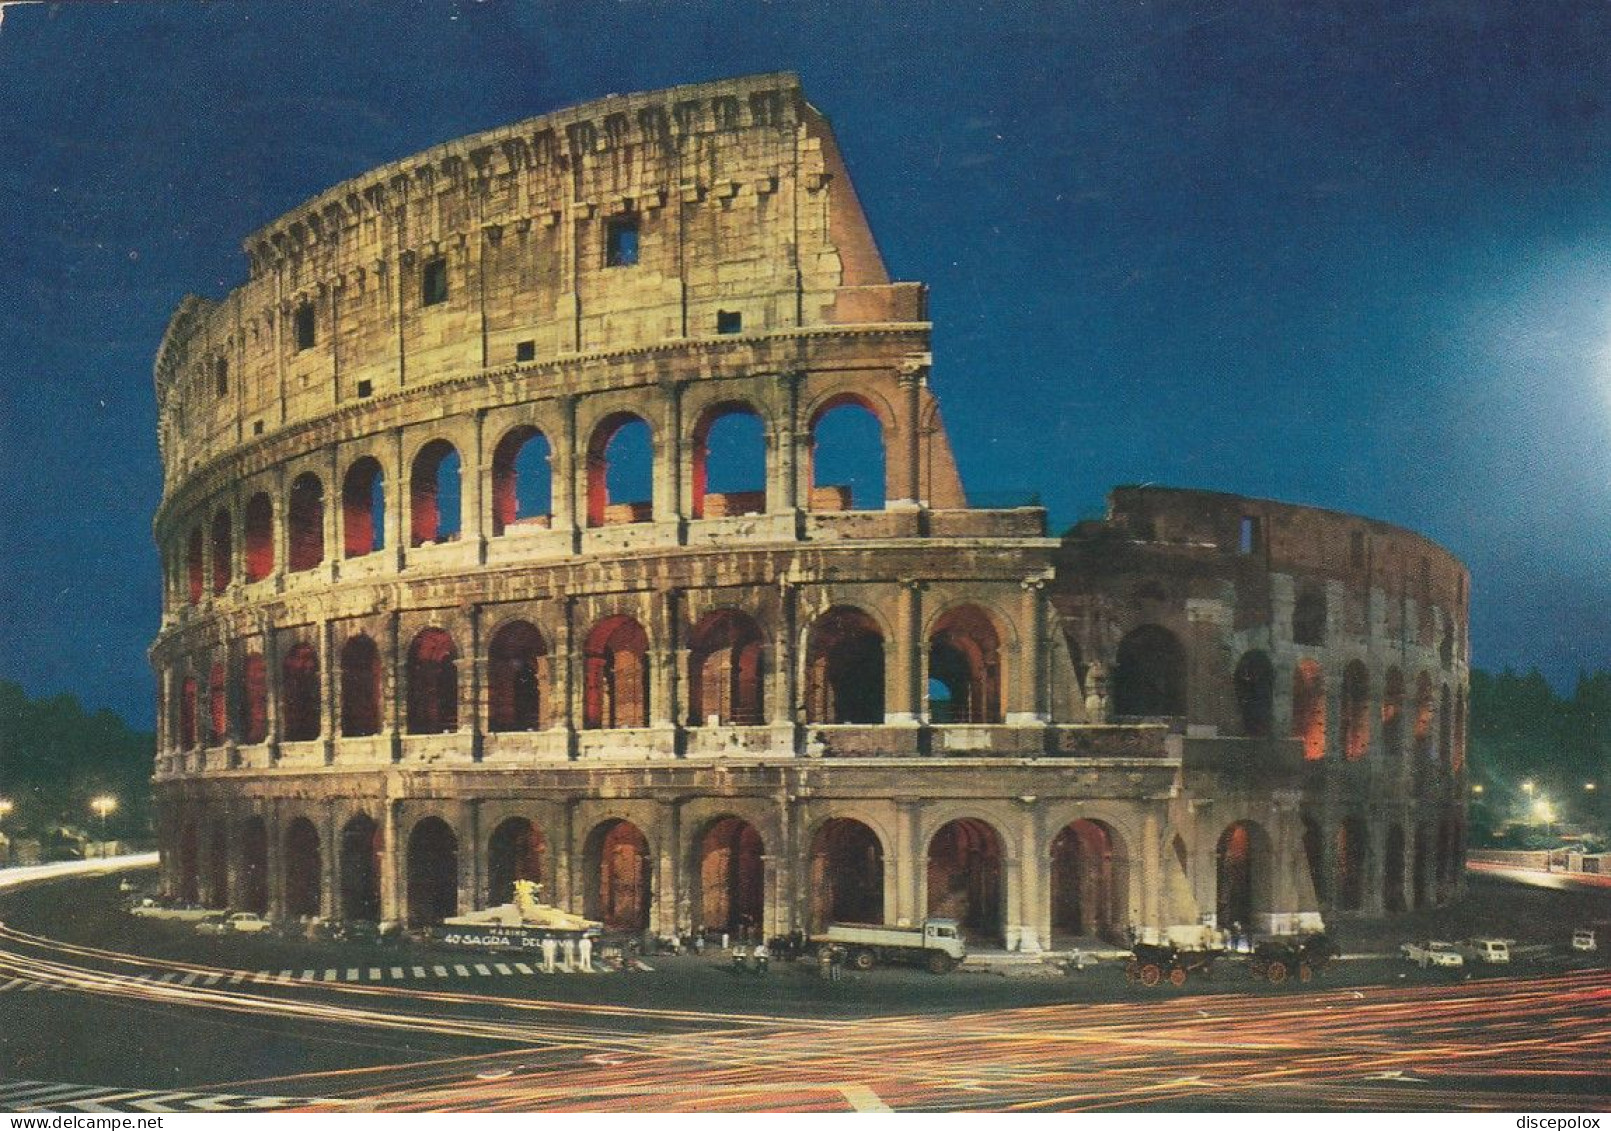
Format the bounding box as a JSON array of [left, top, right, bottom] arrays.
[[91, 795, 117, 843]]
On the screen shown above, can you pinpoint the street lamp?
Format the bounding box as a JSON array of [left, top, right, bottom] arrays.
[[0, 798, 13, 824], [90, 795, 117, 840]]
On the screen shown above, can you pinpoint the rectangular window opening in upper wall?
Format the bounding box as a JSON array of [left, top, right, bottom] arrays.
[[1350, 529, 1366, 568], [421, 256, 448, 306], [716, 310, 742, 335], [606, 216, 639, 267], [516, 340, 536, 362], [1238, 515, 1260, 555], [294, 302, 316, 351], [215, 357, 229, 399]]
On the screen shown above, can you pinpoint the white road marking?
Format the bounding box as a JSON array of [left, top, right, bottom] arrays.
[[840, 1084, 893, 1112]]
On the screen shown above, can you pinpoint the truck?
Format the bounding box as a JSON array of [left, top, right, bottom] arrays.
[[811, 919, 966, 974]]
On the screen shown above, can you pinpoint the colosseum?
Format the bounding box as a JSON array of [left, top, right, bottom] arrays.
[[149, 73, 1469, 951]]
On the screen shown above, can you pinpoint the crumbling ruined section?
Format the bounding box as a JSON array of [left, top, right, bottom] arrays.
[[150, 77, 1465, 949]]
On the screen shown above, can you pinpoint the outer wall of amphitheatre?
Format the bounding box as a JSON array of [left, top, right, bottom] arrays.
[[149, 74, 1468, 951]]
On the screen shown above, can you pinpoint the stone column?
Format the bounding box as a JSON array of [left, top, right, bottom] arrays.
[[888, 580, 922, 725], [558, 597, 578, 757], [891, 362, 925, 509], [466, 408, 487, 560], [1017, 809, 1044, 952], [655, 381, 684, 527], [265, 802, 285, 921], [656, 801, 678, 936], [892, 801, 920, 927], [1140, 810, 1160, 928], [381, 796, 403, 926], [390, 428, 407, 570], [320, 809, 338, 919], [386, 611, 403, 763], [553, 395, 579, 544], [770, 581, 799, 755], [1011, 577, 1048, 724], [460, 799, 481, 913], [320, 618, 336, 763]]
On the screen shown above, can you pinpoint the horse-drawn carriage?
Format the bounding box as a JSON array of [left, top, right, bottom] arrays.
[[1247, 933, 1339, 984], [1124, 924, 1227, 987]]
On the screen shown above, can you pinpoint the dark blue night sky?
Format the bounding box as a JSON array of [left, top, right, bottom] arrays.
[[3, 0, 1610, 727]]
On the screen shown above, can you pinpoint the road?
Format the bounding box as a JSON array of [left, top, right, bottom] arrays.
[[1, 868, 1608, 1113]]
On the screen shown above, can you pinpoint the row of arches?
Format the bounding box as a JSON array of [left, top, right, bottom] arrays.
[[1111, 626, 1464, 768], [168, 603, 1008, 749], [176, 811, 1132, 941], [174, 398, 888, 603]]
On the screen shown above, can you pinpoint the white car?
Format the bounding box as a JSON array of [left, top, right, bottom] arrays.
[[223, 912, 272, 934], [1456, 938, 1510, 964], [1401, 940, 1464, 968], [193, 912, 232, 935]]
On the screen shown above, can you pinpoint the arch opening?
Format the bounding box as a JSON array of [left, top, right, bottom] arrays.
[[583, 616, 649, 729], [1384, 824, 1407, 913], [207, 820, 229, 909], [926, 818, 1003, 943], [1292, 658, 1326, 761], [1216, 821, 1271, 929], [287, 473, 325, 572], [210, 510, 232, 594], [927, 605, 1001, 724], [1113, 625, 1185, 717], [688, 610, 765, 725], [284, 816, 321, 919], [207, 662, 228, 745], [280, 643, 320, 742], [244, 493, 274, 581], [1234, 650, 1274, 737], [240, 653, 268, 745], [1342, 661, 1370, 761], [491, 426, 552, 535], [339, 814, 382, 922], [805, 607, 884, 724], [410, 440, 461, 546], [692, 404, 765, 519], [177, 822, 200, 904], [185, 529, 204, 605], [240, 817, 268, 914], [406, 817, 459, 927], [1050, 819, 1128, 942], [585, 819, 651, 931], [1383, 667, 1405, 760], [1336, 816, 1367, 912], [808, 818, 884, 930], [809, 398, 884, 510], [487, 817, 547, 907], [406, 628, 458, 735], [340, 634, 382, 737], [488, 621, 550, 732], [587, 414, 653, 527], [694, 817, 764, 936], [342, 457, 386, 557]]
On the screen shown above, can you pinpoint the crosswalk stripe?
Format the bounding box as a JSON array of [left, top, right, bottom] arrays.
[[473, 964, 492, 976], [453, 964, 470, 977], [0, 977, 26, 991], [411, 966, 425, 977], [229, 971, 247, 984], [158, 972, 182, 983], [367, 967, 383, 981], [4, 1082, 100, 1102], [514, 962, 533, 975], [432, 965, 448, 977], [23, 980, 47, 991], [321, 969, 338, 982], [298, 970, 316, 982], [391, 966, 406, 979], [178, 972, 199, 986], [494, 963, 512, 975]]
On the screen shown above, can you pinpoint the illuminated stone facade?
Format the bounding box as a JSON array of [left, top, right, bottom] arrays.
[[151, 74, 1467, 946]]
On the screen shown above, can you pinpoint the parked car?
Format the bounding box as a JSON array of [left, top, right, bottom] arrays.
[[193, 912, 232, 936], [223, 912, 272, 934], [1400, 940, 1464, 968], [1455, 938, 1511, 964]]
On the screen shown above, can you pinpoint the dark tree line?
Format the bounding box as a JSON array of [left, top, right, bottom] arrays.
[[1468, 668, 1611, 844], [0, 681, 152, 841]]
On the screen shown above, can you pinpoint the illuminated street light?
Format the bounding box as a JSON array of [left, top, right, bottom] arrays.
[[1586, 782, 1598, 792], [90, 795, 117, 839], [1471, 784, 1484, 795], [1522, 780, 1536, 796], [0, 798, 13, 822], [1531, 797, 1555, 824]]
